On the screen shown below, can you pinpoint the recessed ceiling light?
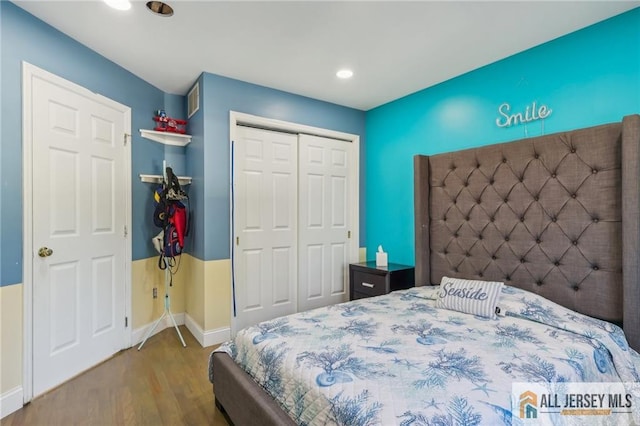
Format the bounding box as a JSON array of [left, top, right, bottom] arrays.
[[336, 69, 354, 79], [146, 1, 174, 17], [104, 0, 131, 11]]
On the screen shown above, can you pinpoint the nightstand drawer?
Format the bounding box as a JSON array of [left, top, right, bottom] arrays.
[[352, 271, 387, 296], [349, 262, 414, 301]]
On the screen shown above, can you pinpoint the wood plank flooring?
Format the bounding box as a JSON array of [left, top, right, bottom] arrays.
[[3, 326, 230, 426]]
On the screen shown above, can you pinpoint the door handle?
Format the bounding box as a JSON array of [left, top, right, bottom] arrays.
[[38, 247, 53, 257]]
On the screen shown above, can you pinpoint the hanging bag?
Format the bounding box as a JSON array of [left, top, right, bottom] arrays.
[[151, 167, 190, 270]]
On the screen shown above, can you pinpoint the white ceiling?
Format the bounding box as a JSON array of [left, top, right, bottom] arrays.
[[13, 1, 639, 110]]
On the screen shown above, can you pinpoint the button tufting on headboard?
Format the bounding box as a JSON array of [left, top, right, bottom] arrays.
[[417, 118, 638, 333], [416, 116, 640, 351]]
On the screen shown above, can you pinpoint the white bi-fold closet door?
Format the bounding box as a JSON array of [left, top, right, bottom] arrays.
[[233, 125, 357, 332]]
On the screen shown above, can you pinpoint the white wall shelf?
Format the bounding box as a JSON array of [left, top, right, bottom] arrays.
[[140, 129, 191, 146], [139, 174, 192, 185]]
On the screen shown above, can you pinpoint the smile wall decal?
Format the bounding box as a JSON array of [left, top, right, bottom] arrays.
[[496, 101, 552, 128]]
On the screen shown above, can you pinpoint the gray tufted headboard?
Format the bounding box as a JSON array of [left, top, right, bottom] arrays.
[[414, 114, 640, 351]]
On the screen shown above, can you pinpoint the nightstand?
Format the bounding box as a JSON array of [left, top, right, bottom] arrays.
[[349, 261, 415, 301]]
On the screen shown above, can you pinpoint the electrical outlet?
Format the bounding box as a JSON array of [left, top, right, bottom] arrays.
[[153, 287, 157, 298]]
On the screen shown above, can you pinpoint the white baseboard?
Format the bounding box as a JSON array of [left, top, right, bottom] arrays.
[[203, 326, 231, 347], [131, 312, 185, 347], [0, 386, 23, 419], [184, 314, 230, 348]]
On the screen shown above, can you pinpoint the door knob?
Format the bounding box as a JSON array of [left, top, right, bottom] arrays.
[[38, 247, 53, 257]]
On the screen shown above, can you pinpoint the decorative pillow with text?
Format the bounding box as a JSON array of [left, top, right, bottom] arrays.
[[436, 277, 504, 319]]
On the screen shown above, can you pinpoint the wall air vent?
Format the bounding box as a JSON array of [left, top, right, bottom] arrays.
[[187, 82, 199, 118]]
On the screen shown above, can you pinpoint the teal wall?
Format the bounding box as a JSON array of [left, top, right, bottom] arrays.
[[2, 1, 637, 284], [188, 73, 366, 261], [365, 8, 640, 267]]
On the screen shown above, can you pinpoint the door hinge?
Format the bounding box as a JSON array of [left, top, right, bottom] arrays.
[[124, 225, 128, 237], [125, 316, 128, 327], [348, 230, 351, 239], [236, 236, 239, 245], [124, 133, 130, 146]]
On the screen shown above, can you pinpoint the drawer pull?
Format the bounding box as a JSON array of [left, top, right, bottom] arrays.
[[361, 282, 375, 288]]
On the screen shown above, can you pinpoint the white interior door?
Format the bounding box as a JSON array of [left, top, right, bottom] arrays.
[[28, 65, 129, 396], [298, 134, 352, 311], [233, 126, 298, 331]]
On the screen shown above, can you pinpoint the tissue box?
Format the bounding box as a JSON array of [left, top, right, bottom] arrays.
[[376, 251, 388, 267]]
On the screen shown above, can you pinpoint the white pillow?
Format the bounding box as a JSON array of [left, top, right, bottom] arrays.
[[436, 277, 504, 319]]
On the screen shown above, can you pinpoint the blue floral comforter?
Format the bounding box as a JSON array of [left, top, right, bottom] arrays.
[[212, 286, 640, 425]]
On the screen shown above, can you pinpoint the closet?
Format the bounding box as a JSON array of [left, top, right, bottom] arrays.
[[232, 120, 359, 332]]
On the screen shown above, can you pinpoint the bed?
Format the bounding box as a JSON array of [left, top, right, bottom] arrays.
[[210, 114, 640, 425]]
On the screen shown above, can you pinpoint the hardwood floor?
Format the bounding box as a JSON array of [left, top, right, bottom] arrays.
[[3, 326, 230, 426]]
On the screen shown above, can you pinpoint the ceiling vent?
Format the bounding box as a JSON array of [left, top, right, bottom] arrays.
[[187, 82, 199, 118]]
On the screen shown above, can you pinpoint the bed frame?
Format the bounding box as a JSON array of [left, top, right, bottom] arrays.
[[212, 114, 640, 425]]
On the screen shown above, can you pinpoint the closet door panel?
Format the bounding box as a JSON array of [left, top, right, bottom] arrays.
[[233, 125, 357, 331], [233, 127, 298, 330], [298, 134, 352, 312]]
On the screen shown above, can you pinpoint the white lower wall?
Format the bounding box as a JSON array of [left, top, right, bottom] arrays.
[[359, 247, 367, 262], [0, 283, 23, 418], [132, 311, 230, 349], [184, 314, 230, 348], [0, 386, 23, 419], [1, 254, 230, 420], [132, 312, 186, 347]]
